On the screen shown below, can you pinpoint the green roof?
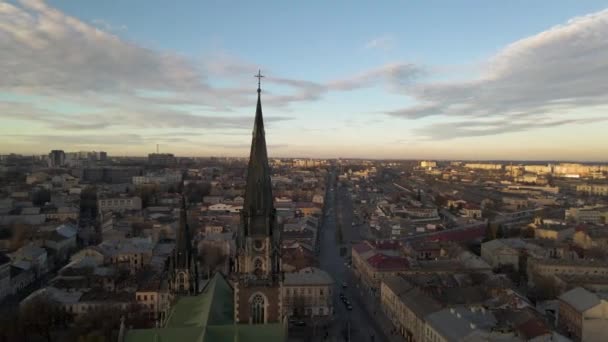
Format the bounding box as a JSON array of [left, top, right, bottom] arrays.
[[124, 273, 285, 342], [165, 273, 233, 328], [205, 323, 286, 341]]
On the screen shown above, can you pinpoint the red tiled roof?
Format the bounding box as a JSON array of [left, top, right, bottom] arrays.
[[372, 240, 400, 250], [424, 225, 485, 243], [515, 318, 550, 339], [352, 242, 373, 254], [366, 253, 409, 271]]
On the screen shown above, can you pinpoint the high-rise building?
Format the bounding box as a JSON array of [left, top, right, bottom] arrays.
[[232, 75, 283, 324], [48, 149, 66, 167], [148, 153, 176, 166]]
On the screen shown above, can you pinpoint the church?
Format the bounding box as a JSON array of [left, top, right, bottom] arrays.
[[121, 73, 287, 342], [232, 70, 284, 325]]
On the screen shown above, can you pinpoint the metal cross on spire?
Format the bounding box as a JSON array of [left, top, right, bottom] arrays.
[[254, 69, 264, 93]]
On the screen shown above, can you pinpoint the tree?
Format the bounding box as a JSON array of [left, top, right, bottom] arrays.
[[131, 221, 152, 237], [184, 182, 211, 203], [291, 294, 307, 318], [9, 223, 32, 251], [133, 184, 160, 208], [0, 307, 25, 342], [198, 245, 227, 277], [521, 226, 536, 238], [530, 274, 560, 301], [69, 304, 145, 341], [485, 221, 498, 241], [32, 188, 51, 206], [20, 295, 70, 342], [79, 186, 98, 220]]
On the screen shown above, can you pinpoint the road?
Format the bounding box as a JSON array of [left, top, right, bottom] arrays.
[[316, 168, 386, 342]]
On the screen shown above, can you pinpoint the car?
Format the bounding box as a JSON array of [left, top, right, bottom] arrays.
[[346, 305, 353, 311], [294, 321, 306, 327], [344, 299, 351, 306], [342, 282, 348, 289], [339, 293, 345, 299]]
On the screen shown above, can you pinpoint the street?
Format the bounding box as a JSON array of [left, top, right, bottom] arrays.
[[315, 169, 387, 342]]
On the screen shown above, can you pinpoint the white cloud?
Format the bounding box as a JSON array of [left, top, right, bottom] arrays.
[[387, 8, 608, 138], [364, 35, 395, 50], [91, 19, 127, 32]]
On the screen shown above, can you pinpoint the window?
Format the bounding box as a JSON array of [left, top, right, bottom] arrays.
[[144, 295, 147, 300], [254, 258, 263, 273], [251, 294, 265, 324], [320, 289, 324, 296]]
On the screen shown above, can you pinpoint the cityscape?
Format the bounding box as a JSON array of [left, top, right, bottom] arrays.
[[2, 1, 608, 342]]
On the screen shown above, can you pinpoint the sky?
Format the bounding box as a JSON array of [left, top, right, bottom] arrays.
[[1, 0, 608, 161]]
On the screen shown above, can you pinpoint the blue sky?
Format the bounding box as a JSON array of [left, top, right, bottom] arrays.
[[1, 0, 608, 160]]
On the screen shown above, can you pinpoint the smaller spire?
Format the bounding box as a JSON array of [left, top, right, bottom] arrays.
[[254, 69, 264, 94]]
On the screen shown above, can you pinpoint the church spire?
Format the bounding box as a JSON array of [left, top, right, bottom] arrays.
[[174, 195, 192, 268], [242, 70, 275, 237]]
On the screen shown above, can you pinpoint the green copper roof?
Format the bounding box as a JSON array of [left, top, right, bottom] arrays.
[[125, 324, 286, 342], [124, 273, 285, 342], [165, 272, 233, 328]]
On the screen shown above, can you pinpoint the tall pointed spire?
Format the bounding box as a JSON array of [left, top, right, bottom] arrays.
[[174, 195, 192, 268], [242, 70, 274, 237]]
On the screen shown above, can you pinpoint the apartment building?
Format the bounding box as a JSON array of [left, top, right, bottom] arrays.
[[283, 267, 333, 317], [558, 287, 608, 342]]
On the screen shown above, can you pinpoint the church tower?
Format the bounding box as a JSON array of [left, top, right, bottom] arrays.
[[233, 71, 283, 324], [169, 197, 198, 295]]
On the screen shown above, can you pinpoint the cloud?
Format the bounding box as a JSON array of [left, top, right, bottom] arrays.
[[6, 133, 147, 146], [387, 8, 608, 138], [416, 117, 608, 140], [0, 0, 425, 139], [364, 35, 395, 50], [327, 63, 423, 91], [0, 100, 292, 131], [91, 18, 127, 32]]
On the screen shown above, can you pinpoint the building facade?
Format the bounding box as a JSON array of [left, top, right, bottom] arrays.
[[98, 196, 142, 213], [232, 79, 283, 324], [558, 287, 608, 342], [283, 267, 333, 318]]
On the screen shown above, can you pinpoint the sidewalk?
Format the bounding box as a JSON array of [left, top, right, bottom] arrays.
[[347, 272, 405, 342]]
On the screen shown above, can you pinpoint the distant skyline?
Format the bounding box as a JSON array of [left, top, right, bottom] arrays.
[[1, 0, 608, 161]]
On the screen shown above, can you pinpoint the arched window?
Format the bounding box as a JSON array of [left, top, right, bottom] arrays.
[[251, 294, 265, 324], [254, 258, 263, 274], [178, 272, 186, 292]]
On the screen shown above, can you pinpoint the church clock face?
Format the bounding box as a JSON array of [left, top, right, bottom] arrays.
[[254, 239, 264, 251]]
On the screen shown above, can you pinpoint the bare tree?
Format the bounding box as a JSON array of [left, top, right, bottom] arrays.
[[20, 295, 70, 342], [70, 303, 145, 341], [291, 294, 307, 318], [198, 245, 227, 277]]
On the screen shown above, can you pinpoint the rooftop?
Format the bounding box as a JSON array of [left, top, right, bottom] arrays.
[[284, 267, 333, 286], [559, 287, 603, 312], [425, 306, 497, 341]]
